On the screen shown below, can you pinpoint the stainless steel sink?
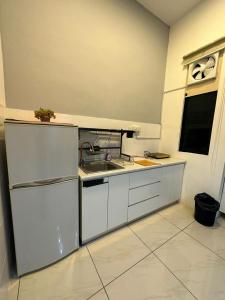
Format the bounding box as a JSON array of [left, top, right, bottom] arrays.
[[80, 161, 124, 174]]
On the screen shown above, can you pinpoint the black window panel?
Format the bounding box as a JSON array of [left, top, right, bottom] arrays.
[[179, 91, 217, 155]]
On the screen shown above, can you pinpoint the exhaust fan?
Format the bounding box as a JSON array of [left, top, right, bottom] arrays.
[[187, 52, 219, 85]]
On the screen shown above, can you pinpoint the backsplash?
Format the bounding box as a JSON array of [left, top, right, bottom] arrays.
[[5, 108, 161, 157], [79, 130, 121, 163]]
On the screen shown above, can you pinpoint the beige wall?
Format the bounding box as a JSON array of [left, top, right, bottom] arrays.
[[0, 33, 18, 300], [0, 33, 9, 300], [0, 0, 169, 124], [159, 0, 225, 207]]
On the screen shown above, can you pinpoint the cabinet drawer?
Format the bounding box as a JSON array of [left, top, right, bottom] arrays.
[[129, 168, 161, 189], [129, 181, 161, 206], [128, 196, 161, 222]]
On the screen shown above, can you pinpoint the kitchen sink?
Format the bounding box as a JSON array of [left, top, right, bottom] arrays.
[[80, 161, 124, 174]]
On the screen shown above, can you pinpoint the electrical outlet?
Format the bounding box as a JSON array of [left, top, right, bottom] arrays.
[[128, 125, 141, 136]]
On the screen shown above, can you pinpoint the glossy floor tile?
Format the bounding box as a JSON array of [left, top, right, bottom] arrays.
[[87, 227, 150, 285], [106, 254, 195, 300], [16, 203, 225, 300], [217, 214, 225, 227], [159, 202, 194, 229], [130, 213, 180, 250], [185, 220, 225, 259], [0, 262, 9, 300], [155, 231, 225, 300], [89, 289, 108, 300], [8, 279, 19, 300], [19, 247, 102, 300]]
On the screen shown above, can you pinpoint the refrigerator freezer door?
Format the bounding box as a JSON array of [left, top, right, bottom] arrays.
[[5, 123, 78, 187], [10, 179, 79, 276]]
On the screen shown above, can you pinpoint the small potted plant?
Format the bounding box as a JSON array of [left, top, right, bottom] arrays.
[[34, 107, 56, 122]]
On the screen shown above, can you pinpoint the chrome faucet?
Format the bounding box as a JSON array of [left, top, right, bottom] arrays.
[[79, 142, 94, 164]]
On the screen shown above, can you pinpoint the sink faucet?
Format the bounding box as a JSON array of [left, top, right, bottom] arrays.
[[80, 142, 94, 164]]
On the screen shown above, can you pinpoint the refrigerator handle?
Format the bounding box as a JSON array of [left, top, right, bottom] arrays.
[[12, 176, 78, 189]]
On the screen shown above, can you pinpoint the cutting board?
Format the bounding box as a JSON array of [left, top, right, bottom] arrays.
[[135, 160, 159, 167]]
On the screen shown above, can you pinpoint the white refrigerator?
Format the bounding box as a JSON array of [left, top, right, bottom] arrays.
[[4, 120, 79, 276]]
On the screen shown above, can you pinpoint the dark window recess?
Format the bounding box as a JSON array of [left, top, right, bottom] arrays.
[[179, 91, 217, 155]]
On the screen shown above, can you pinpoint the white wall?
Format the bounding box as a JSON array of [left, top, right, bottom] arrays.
[[164, 0, 225, 92], [159, 0, 225, 207]]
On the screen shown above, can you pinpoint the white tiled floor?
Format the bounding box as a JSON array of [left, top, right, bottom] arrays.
[[14, 203, 225, 300], [87, 227, 150, 285]]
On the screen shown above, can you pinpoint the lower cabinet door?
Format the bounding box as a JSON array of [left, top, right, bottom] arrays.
[[171, 164, 184, 201], [108, 174, 129, 230], [81, 179, 108, 243], [161, 164, 184, 206]]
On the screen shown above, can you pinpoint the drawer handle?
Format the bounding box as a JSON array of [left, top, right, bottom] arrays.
[[128, 195, 160, 207], [129, 180, 160, 190]]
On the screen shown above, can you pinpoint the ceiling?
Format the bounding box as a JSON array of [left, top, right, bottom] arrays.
[[136, 0, 204, 25]]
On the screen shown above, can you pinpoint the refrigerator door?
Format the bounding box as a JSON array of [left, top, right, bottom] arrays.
[[13, 176, 78, 189], [5, 123, 78, 187], [10, 178, 79, 276]]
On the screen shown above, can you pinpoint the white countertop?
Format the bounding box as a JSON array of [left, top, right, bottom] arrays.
[[79, 157, 186, 181]]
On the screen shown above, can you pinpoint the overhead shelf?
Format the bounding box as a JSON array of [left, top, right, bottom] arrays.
[[79, 127, 135, 138]]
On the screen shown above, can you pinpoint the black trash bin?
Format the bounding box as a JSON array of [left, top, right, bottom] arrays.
[[194, 193, 220, 226]]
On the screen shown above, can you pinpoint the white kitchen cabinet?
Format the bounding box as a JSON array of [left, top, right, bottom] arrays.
[[108, 174, 129, 230], [80, 163, 185, 243], [81, 178, 108, 243], [128, 169, 162, 222], [128, 196, 161, 222], [161, 164, 184, 206], [129, 181, 161, 206], [129, 168, 161, 188]]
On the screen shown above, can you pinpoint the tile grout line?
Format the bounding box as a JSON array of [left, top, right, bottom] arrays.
[[87, 288, 106, 300], [129, 217, 195, 255], [83, 211, 195, 299], [183, 229, 225, 262], [15, 209, 194, 300], [15, 205, 225, 300], [100, 223, 183, 291], [153, 252, 198, 300], [158, 210, 195, 231], [86, 246, 110, 300], [86, 228, 152, 292], [164, 210, 225, 262], [104, 252, 152, 289], [181, 220, 195, 231], [128, 212, 188, 251], [129, 223, 198, 299], [86, 209, 225, 299], [16, 279, 21, 300], [128, 225, 181, 254], [128, 226, 155, 251], [152, 230, 182, 252]]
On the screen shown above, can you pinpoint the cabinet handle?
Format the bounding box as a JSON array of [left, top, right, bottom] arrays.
[[83, 179, 108, 188]]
